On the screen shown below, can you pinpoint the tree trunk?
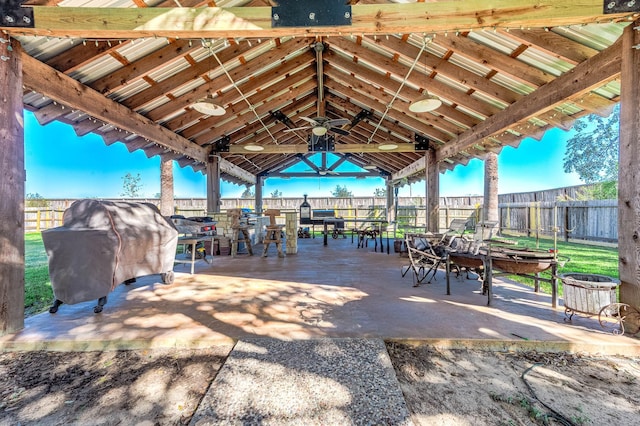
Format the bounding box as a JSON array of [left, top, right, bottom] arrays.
[[483, 152, 499, 223], [160, 158, 174, 216]]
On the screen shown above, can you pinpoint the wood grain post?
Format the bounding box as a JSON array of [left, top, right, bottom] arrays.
[[483, 152, 499, 223], [425, 149, 439, 233], [160, 158, 174, 216], [618, 21, 640, 311], [206, 155, 220, 214], [254, 175, 263, 215], [0, 38, 25, 334]]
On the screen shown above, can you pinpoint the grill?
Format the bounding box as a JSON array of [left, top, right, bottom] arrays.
[[42, 200, 179, 314]]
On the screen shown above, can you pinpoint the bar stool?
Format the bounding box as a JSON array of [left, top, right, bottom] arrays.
[[227, 208, 253, 258], [262, 209, 285, 258]]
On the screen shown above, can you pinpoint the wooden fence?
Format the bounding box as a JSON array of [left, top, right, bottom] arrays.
[[25, 188, 619, 245]]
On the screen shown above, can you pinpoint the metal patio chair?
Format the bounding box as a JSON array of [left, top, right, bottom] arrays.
[[401, 234, 447, 287]]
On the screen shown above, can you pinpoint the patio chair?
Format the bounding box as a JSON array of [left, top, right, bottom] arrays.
[[438, 218, 470, 246], [401, 234, 447, 287]]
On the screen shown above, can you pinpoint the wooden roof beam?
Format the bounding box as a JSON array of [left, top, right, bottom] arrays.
[[147, 52, 315, 122], [367, 35, 522, 105], [9, 2, 633, 38], [21, 51, 208, 162], [438, 35, 622, 160]]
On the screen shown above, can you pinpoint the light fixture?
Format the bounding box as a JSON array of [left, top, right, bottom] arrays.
[[192, 97, 225, 116], [363, 165, 377, 170], [409, 40, 442, 113], [409, 93, 442, 113], [378, 143, 398, 151], [243, 144, 264, 152], [312, 126, 328, 136]]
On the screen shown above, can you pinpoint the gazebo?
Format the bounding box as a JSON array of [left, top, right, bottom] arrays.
[[1, 0, 640, 334]]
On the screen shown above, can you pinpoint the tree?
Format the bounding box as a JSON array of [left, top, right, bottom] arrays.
[[331, 185, 352, 197], [563, 105, 619, 184], [573, 181, 618, 200], [373, 187, 386, 197], [270, 189, 282, 198], [25, 193, 49, 208], [121, 173, 143, 198], [241, 187, 254, 199]]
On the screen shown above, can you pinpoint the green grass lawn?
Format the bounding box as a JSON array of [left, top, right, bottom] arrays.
[[24, 232, 54, 316], [494, 234, 619, 296]]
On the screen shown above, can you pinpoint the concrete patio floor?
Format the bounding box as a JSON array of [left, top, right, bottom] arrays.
[[1, 237, 638, 355]]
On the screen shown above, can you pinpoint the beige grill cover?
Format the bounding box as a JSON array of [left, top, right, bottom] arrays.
[[42, 200, 178, 305]]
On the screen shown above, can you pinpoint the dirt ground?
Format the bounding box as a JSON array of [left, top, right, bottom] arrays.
[[1, 344, 639, 426]]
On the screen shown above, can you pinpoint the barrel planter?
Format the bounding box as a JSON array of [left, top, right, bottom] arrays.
[[560, 273, 618, 319]]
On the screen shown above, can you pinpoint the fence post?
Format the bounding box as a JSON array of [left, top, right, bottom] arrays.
[[564, 205, 570, 242], [36, 210, 41, 232]]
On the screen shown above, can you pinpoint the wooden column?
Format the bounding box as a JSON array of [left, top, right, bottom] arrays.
[[483, 152, 499, 223], [425, 149, 439, 233], [0, 38, 25, 334], [206, 155, 221, 214], [254, 176, 263, 214], [385, 179, 394, 221], [618, 21, 640, 311], [159, 158, 174, 216]]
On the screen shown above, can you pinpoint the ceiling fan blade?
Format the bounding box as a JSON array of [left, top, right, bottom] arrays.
[[326, 118, 351, 126], [329, 127, 350, 136], [300, 117, 320, 125], [283, 126, 312, 132], [327, 170, 340, 175]]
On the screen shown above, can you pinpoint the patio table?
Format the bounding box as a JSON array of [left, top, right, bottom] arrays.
[[323, 218, 389, 253]]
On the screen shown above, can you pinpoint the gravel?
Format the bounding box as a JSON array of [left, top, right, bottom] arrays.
[[190, 338, 413, 425]]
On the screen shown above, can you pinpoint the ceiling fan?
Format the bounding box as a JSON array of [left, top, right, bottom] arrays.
[[284, 116, 351, 136], [318, 168, 340, 176], [302, 166, 340, 176]]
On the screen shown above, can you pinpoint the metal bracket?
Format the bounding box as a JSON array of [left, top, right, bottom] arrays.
[[414, 134, 431, 151], [604, 0, 640, 14], [1, 0, 34, 28], [270, 110, 295, 128], [210, 136, 230, 154], [272, 0, 352, 28], [308, 134, 335, 152], [352, 109, 372, 126]]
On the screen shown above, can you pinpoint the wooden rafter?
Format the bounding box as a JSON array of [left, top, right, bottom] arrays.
[[5, 2, 634, 39]]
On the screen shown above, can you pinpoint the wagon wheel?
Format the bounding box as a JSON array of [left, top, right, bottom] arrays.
[[598, 303, 630, 335], [161, 270, 175, 284]]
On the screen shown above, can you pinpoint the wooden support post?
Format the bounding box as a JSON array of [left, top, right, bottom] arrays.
[[254, 175, 263, 215], [618, 21, 640, 312], [206, 155, 220, 214], [0, 38, 25, 334], [425, 150, 439, 233]]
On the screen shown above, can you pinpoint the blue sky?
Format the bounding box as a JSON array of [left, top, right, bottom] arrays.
[[24, 110, 583, 199]]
